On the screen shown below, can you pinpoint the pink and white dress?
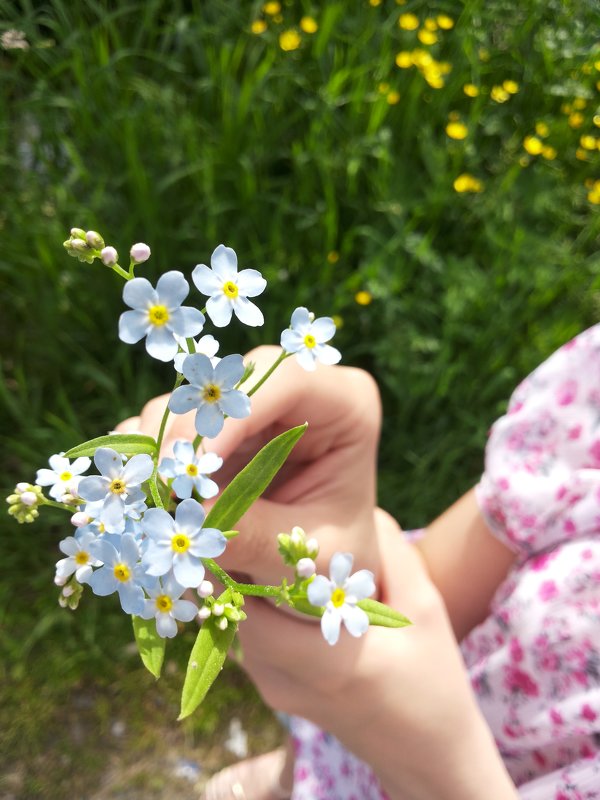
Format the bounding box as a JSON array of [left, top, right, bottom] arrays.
[[290, 324, 600, 799]]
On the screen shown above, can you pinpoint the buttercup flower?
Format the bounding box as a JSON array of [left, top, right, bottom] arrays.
[[169, 353, 251, 438], [36, 454, 91, 501], [192, 245, 266, 328], [279, 30, 301, 51], [446, 120, 468, 140], [173, 333, 219, 373], [88, 533, 146, 614], [141, 498, 227, 588], [139, 574, 198, 638], [308, 552, 375, 645], [78, 448, 153, 534], [159, 441, 223, 500], [119, 271, 205, 362], [280, 307, 341, 372], [55, 529, 102, 584]]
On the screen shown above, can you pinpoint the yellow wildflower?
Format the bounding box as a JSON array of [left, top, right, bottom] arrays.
[[355, 290, 373, 306], [263, 1, 281, 14], [387, 90, 401, 105], [446, 120, 468, 140], [595, 59, 600, 71], [424, 67, 444, 88], [327, 251, 339, 264], [251, 19, 268, 34], [491, 85, 510, 103], [535, 121, 549, 137], [398, 13, 419, 30], [437, 14, 454, 29], [569, 112, 584, 129], [463, 83, 479, 97], [561, 103, 572, 115], [573, 97, 587, 110], [576, 148, 588, 161], [541, 146, 557, 160], [378, 82, 390, 94], [411, 49, 432, 67], [588, 181, 600, 204], [437, 61, 452, 75], [478, 47, 490, 61], [369, 0, 382, 5], [502, 80, 519, 94], [453, 174, 484, 193], [300, 16, 318, 34], [331, 314, 343, 328], [418, 29, 437, 45], [279, 29, 301, 51], [580, 135, 597, 150], [523, 136, 543, 156], [593, 115, 600, 128], [395, 51, 412, 68], [424, 18, 438, 31]]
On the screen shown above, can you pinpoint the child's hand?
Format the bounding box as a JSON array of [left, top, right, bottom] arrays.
[[117, 345, 385, 587]]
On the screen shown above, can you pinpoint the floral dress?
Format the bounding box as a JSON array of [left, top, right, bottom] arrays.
[[290, 324, 600, 799]]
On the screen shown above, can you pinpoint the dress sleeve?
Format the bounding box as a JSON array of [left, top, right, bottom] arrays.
[[517, 754, 600, 799], [476, 324, 600, 557]]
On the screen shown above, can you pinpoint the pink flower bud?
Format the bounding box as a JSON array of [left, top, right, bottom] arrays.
[[85, 230, 105, 249], [197, 580, 214, 599], [306, 537, 319, 557], [296, 557, 316, 578], [16, 482, 30, 492], [54, 574, 67, 586], [100, 246, 118, 266], [20, 491, 38, 506], [71, 511, 90, 528], [130, 242, 151, 264], [197, 606, 211, 621], [62, 585, 75, 598]]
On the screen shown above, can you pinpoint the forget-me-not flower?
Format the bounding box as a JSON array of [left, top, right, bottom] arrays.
[[78, 447, 153, 534], [141, 498, 227, 588], [55, 528, 102, 584], [307, 552, 375, 645], [159, 441, 223, 500], [192, 245, 266, 328], [168, 353, 251, 438], [36, 453, 91, 501], [280, 307, 341, 372], [119, 271, 205, 362], [138, 574, 198, 638], [173, 333, 220, 373], [87, 533, 146, 614]]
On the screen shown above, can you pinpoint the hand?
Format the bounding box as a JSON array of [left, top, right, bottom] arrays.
[[117, 345, 385, 587]]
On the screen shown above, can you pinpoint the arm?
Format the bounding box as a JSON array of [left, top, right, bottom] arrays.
[[415, 489, 517, 641]]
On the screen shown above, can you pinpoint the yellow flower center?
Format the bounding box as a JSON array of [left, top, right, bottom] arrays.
[[148, 304, 170, 326], [155, 594, 173, 613], [75, 551, 89, 565], [114, 563, 131, 582], [185, 463, 199, 476], [109, 478, 126, 495], [331, 588, 346, 608], [303, 334, 317, 349], [223, 281, 239, 299], [60, 471, 73, 482], [202, 384, 222, 404], [172, 533, 191, 553]]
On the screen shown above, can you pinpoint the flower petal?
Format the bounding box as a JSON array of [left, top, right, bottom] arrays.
[[232, 297, 264, 327], [156, 613, 178, 638], [219, 389, 251, 420], [173, 440, 196, 463], [296, 348, 317, 372], [311, 317, 336, 343], [169, 306, 205, 338], [194, 403, 224, 438], [89, 567, 117, 596], [156, 270, 189, 308], [172, 598, 199, 623], [192, 263, 222, 296], [321, 607, 342, 645], [340, 604, 369, 638], [280, 329, 303, 353], [143, 543, 173, 575], [344, 569, 376, 601], [36, 468, 60, 486], [146, 326, 178, 362], [290, 307, 311, 331], [181, 353, 214, 387], [77, 475, 109, 502], [175, 497, 206, 532], [120, 533, 140, 565], [169, 385, 202, 415], [210, 244, 238, 280], [307, 575, 333, 607], [236, 269, 267, 297], [330, 552, 353, 586], [197, 334, 220, 358], [173, 553, 205, 587], [122, 453, 154, 486], [172, 474, 194, 499], [197, 476, 219, 499], [119, 309, 150, 344], [158, 456, 177, 478], [314, 343, 341, 366], [70, 457, 92, 475], [94, 447, 123, 479], [190, 528, 227, 558], [196, 452, 223, 473], [118, 582, 145, 615], [206, 294, 233, 327], [123, 277, 156, 310], [214, 353, 245, 388], [142, 507, 175, 542], [101, 493, 126, 534]]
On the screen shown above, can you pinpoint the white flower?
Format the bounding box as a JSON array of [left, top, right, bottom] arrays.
[[36, 453, 91, 501], [87, 533, 146, 614], [192, 244, 266, 327], [280, 307, 341, 372], [77, 448, 153, 534], [141, 498, 227, 588], [307, 552, 375, 645], [159, 440, 223, 500], [169, 353, 251, 438], [119, 271, 205, 362], [55, 529, 102, 584], [138, 574, 198, 638], [173, 333, 220, 373]]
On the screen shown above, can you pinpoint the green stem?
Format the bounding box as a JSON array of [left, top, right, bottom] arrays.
[[40, 499, 77, 513], [149, 373, 185, 508], [110, 263, 132, 281], [247, 351, 290, 397], [202, 558, 283, 599]]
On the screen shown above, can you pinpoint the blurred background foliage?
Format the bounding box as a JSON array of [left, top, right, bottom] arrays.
[[2, 0, 600, 796]]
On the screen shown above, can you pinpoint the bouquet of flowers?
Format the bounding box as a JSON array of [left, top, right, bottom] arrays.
[[7, 228, 410, 719]]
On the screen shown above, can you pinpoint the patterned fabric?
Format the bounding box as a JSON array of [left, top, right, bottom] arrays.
[[290, 324, 600, 799]]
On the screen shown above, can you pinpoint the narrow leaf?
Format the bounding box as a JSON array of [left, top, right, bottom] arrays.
[[204, 424, 306, 531], [132, 616, 166, 679], [358, 599, 412, 628], [65, 433, 157, 458]]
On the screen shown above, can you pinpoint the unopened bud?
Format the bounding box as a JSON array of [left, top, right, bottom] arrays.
[[216, 617, 228, 631], [212, 603, 224, 617], [20, 491, 38, 506], [306, 538, 319, 557], [58, 595, 68, 608], [70, 511, 90, 528], [198, 606, 211, 621], [296, 557, 316, 578], [54, 574, 67, 587], [100, 246, 118, 266], [69, 238, 88, 252], [16, 482, 30, 492], [130, 242, 151, 264], [85, 230, 104, 249], [290, 530, 303, 547], [70, 228, 86, 239], [197, 580, 213, 599], [62, 585, 75, 598]]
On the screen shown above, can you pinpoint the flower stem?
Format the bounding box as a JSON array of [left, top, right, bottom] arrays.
[[40, 499, 77, 513], [149, 373, 185, 508], [202, 558, 282, 599], [247, 351, 290, 397], [110, 263, 132, 281]]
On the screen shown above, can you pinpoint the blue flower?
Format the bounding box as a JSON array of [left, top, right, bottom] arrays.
[[159, 441, 223, 500], [280, 307, 341, 371], [119, 271, 205, 362], [55, 528, 102, 584], [36, 453, 91, 501], [168, 353, 251, 438], [192, 245, 266, 328], [141, 498, 227, 588], [88, 533, 147, 614], [138, 574, 198, 638]]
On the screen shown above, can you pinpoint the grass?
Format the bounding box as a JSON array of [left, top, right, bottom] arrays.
[[1, 0, 600, 794]]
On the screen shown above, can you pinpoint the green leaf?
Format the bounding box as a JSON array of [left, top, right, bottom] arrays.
[[179, 592, 238, 719], [358, 599, 412, 628], [132, 616, 166, 679], [204, 424, 307, 531], [65, 433, 157, 458]]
